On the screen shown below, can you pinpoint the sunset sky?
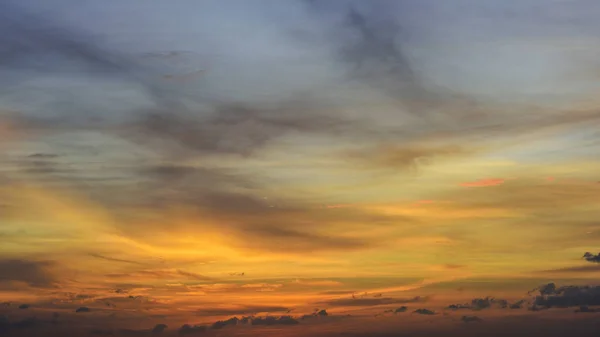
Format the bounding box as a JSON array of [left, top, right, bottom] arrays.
[[1, 1, 600, 336]]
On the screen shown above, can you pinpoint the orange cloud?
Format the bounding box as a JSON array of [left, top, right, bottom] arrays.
[[459, 178, 505, 187]]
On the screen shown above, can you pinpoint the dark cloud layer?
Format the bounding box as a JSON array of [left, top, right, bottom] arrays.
[[447, 297, 509, 311], [530, 282, 600, 308], [197, 305, 289, 317], [583, 252, 600, 263], [0, 259, 56, 288], [320, 296, 425, 307]]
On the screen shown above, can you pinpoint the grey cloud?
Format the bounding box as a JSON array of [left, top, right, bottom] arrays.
[[250, 315, 299, 326], [583, 252, 600, 263], [128, 102, 371, 158], [242, 225, 369, 252], [0, 259, 57, 288], [538, 264, 600, 273], [509, 300, 526, 309], [104, 269, 212, 281], [447, 297, 508, 311], [303, 1, 431, 109], [413, 308, 435, 315], [151, 324, 168, 333], [178, 324, 207, 335], [0, 2, 184, 123], [394, 306, 408, 313], [530, 282, 600, 308], [27, 153, 59, 159], [88, 253, 145, 266], [211, 317, 238, 329], [75, 307, 91, 313]]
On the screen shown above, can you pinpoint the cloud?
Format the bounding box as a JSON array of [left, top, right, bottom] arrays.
[[413, 308, 435, 315], [447, 297, 508, 311], [250, 315, 299, 326], [88, 253, 145, 265], [390, 306, 406, 313], [178, 324, 207, 335], [343, 144, 467, 171], [0, 259, 57, 288], [538, 264, 600, 273], [197, 305, 289, 317], [319, 295, 425, 307], [583, 252, 600, 263], [459, 178, 505, 187], [531, 282, 600, 308], [105, 269, 212, 281], [240, 225, 370, 253], [128, 102, 370, 158], [211, 317, 239, 329], [75, 307, 91, 313], [27, 153, 59, 159], [509, 300, 526, 309]]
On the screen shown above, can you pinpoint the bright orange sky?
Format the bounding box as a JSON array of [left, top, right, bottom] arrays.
[[1, 1, 600, 336]]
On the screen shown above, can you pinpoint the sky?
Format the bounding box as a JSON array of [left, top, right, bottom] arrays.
[[1, 0, 600, 336]]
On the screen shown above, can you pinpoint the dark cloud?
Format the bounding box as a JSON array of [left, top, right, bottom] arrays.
[[0, 259, 57, 288], [575, 305, 600, 313], [197, 305, 289, 317], [128, 102, 370, 158], [178, 324, 207, 335], [320, 296, 425, 307], [250, 315, 299, 326], [303, 1, 432, 110], [151, 323, 168, 333], [509, 300, 526, 309], [105, 269, 212, 281], [530, 282, 600, 308], [394, 306, 408, 313], [211, 317, 238, 329], [75, 307, 91, 313], [413, 308, 435, 315], [18, 304, 30, 310], [241, 225, 369, 252], [583, 252, 600, 263], [88, 253, 145, 265], [27, 153, 59, 159], [447, 297, 508, 311], [538, 264, 600, 273], [300, 309, 328, 320]]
